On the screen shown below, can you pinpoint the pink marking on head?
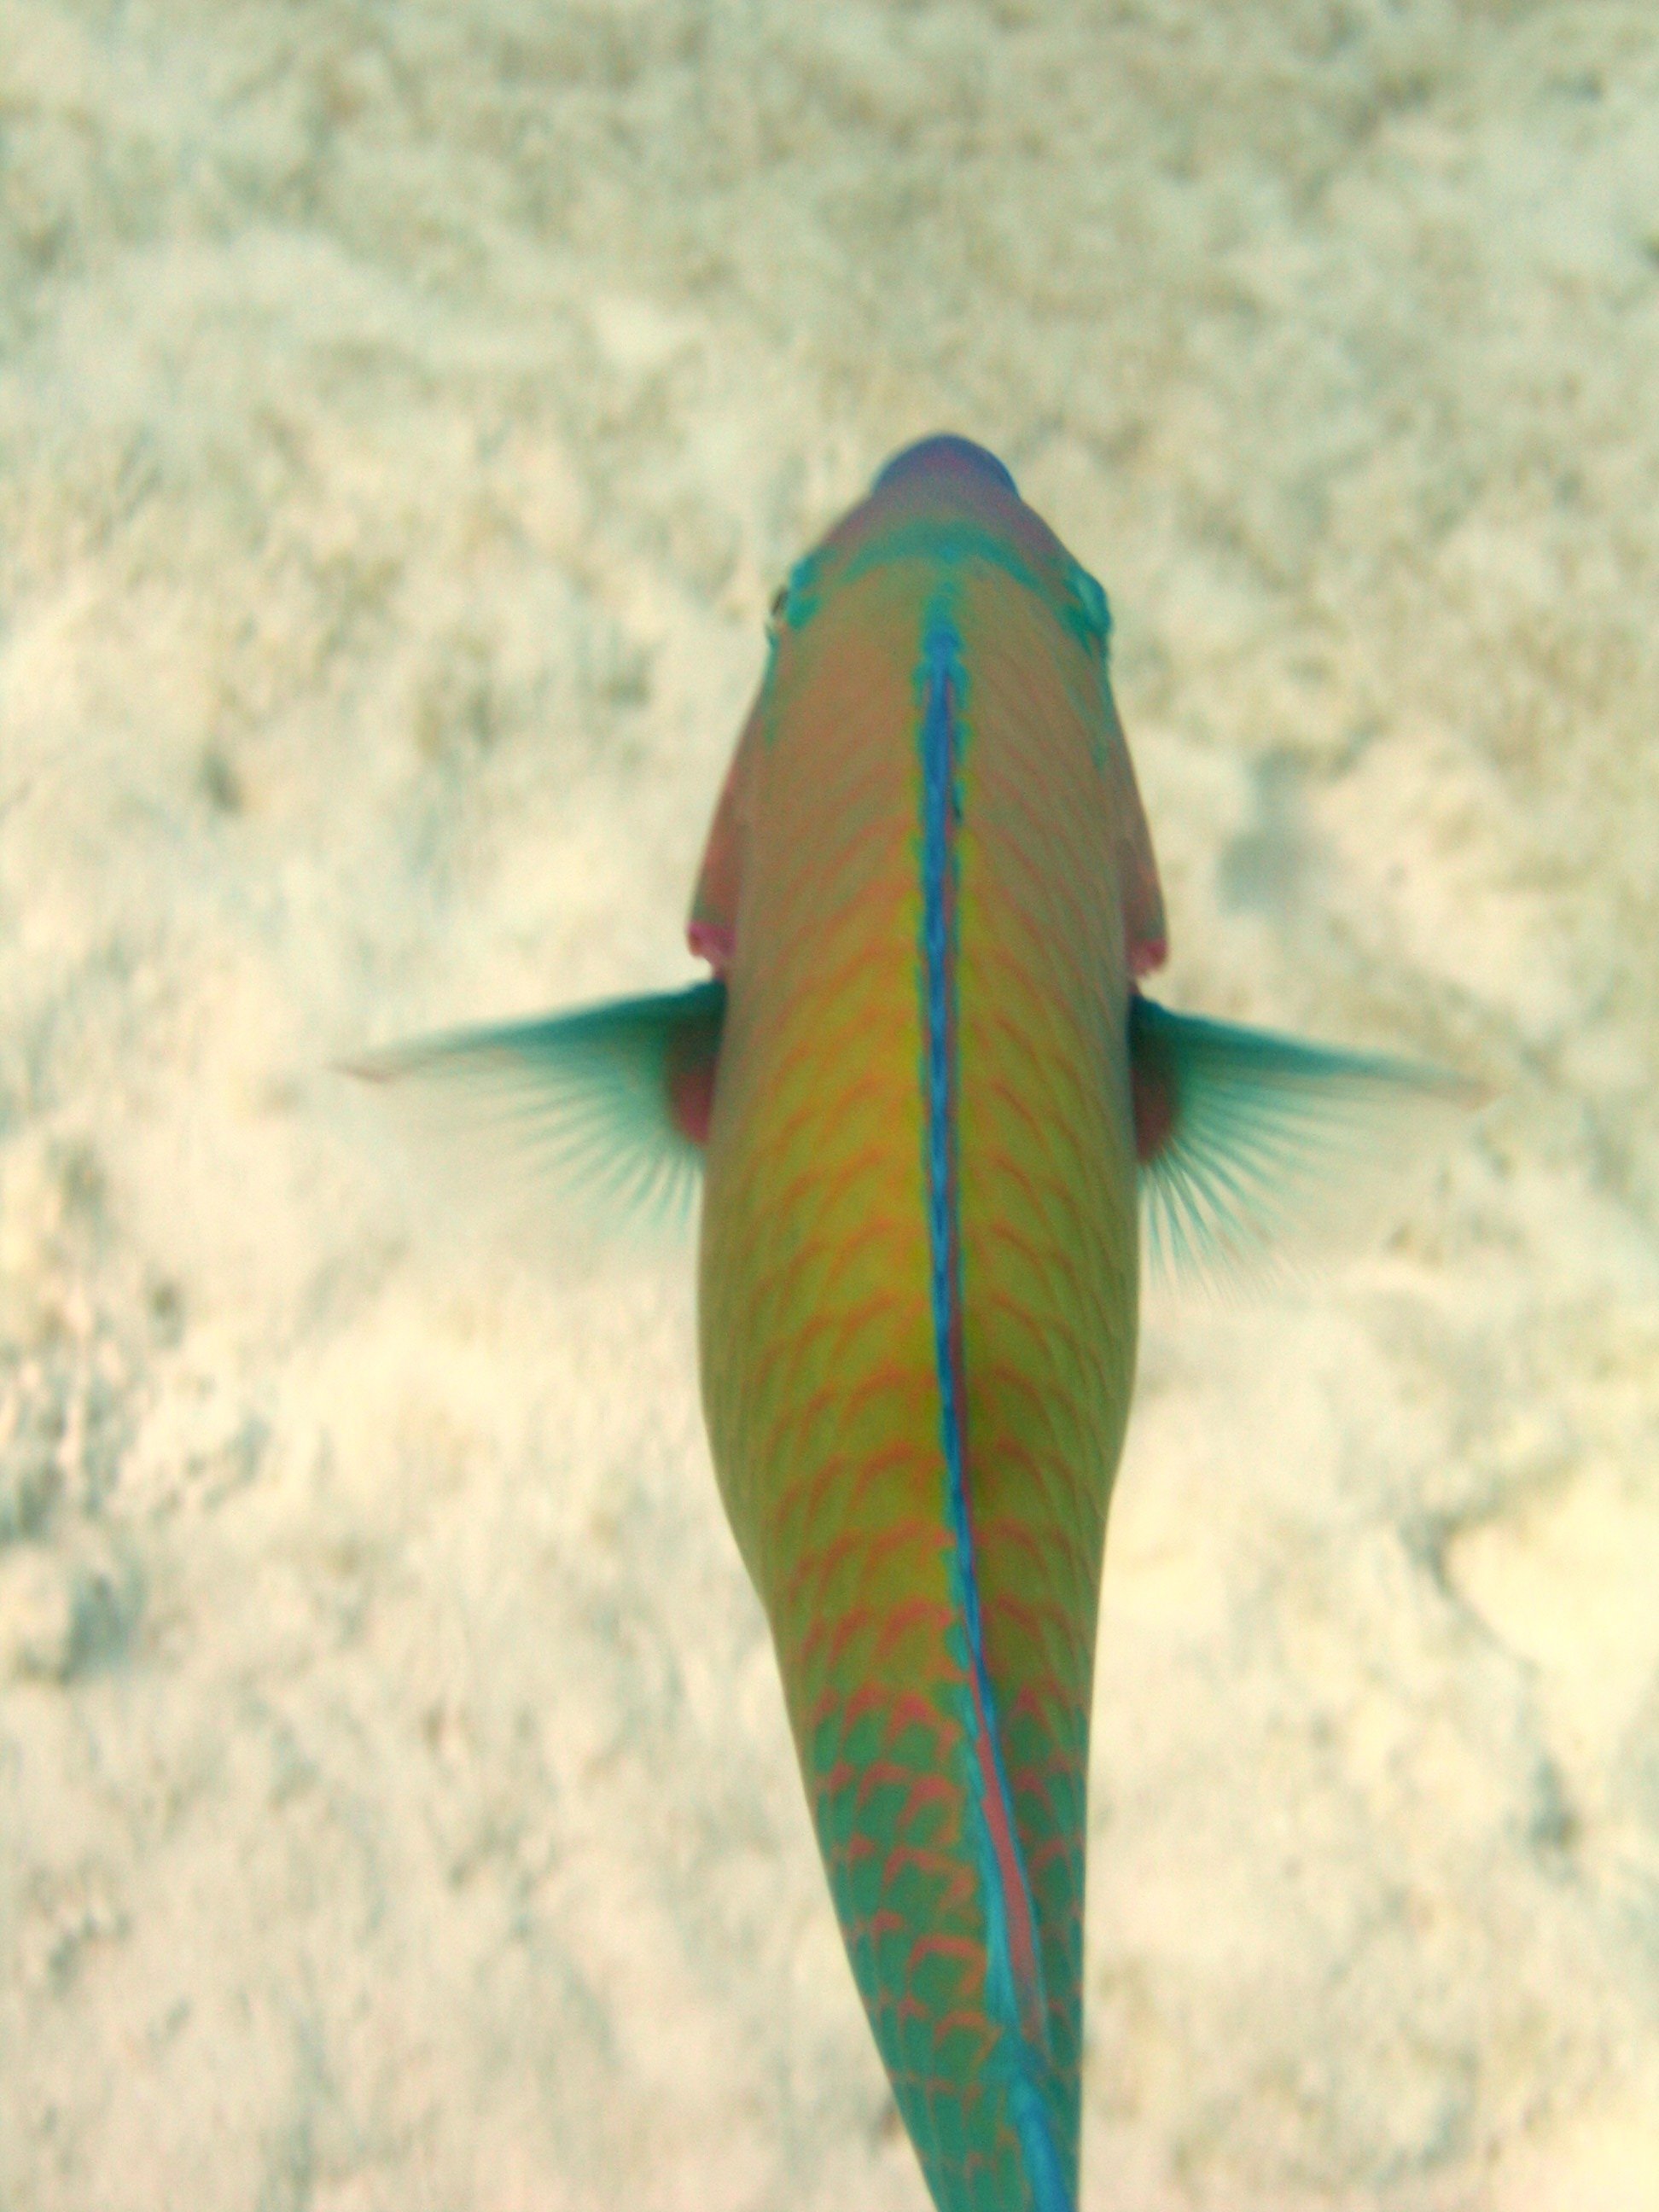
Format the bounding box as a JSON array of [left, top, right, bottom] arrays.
[[687, 917, 733, 974]]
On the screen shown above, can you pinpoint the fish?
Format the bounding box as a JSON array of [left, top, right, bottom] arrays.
[[351, 434, 1478, 2212]]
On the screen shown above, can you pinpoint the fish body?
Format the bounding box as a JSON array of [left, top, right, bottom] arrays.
[[696, 439, 1157, 2207], [352, 436, 1477, 2212]]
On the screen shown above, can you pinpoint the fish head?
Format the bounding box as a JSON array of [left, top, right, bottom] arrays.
[[774, 434, 1103, 650], [689, 434, 1167, 982]]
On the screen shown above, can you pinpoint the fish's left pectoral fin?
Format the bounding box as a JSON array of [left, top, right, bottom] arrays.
[[1129, 993, 1488, 1293], [341, 979, 726, 1246]]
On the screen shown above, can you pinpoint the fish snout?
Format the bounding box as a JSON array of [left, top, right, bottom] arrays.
[[871, 434, 1019, 499]]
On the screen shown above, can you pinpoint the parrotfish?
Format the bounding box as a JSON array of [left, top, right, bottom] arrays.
[[354, 436, 1474, 2212]]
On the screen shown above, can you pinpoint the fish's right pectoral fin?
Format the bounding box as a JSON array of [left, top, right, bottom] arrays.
[[341, 978, 726, 1246], [1129, 992, 1488, 1294]]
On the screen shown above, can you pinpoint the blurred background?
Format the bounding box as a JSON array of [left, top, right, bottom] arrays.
[[2, 4, 1657, 2207]]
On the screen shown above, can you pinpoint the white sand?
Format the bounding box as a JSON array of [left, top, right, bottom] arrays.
[[3, 5, 1657, 2208]]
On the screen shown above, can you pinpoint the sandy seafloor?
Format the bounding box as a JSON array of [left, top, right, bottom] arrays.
[[3, 4, 1659, 2208]]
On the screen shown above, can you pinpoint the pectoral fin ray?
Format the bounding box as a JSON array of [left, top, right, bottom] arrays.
[[1129, 993, 1486, 1291], [343, 979, 726, 1243]]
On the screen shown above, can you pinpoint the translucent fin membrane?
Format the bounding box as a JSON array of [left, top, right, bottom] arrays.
[[342, 980, 726, 1249], [1129, 993, 1487, 1295]]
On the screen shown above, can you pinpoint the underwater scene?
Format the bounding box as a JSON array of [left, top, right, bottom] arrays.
[[3, 6, 1657, 2209]]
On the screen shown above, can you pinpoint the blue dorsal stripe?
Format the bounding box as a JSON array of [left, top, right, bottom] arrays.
[[916, 609, 1072, 2212], [917, 617, 969, 1654]]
